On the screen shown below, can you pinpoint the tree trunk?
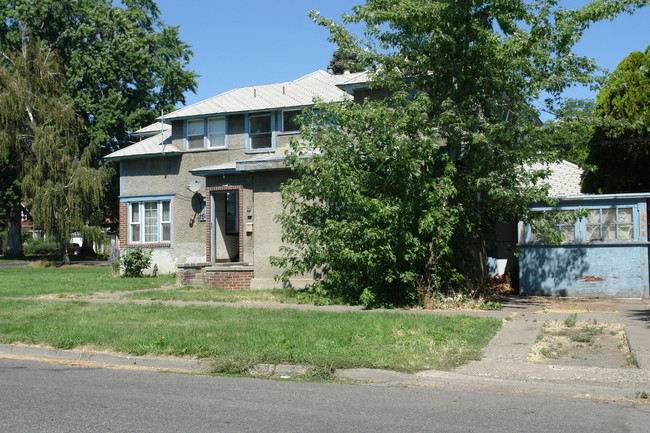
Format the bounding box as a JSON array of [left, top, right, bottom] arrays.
[[5, 204, 24, 259], [62, 245, 70, 265]]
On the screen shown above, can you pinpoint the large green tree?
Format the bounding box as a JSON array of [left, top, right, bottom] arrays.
[[274, 0, 649, 307], [583, 45, 650, 193], [0, 41, 108, 262], [0, 0, 197, 256]]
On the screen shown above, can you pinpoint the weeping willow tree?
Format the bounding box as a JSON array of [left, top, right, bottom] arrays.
[[0, 40, 108, 262]]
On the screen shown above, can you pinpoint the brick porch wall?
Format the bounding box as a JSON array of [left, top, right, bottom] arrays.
[[205, 269, 254, 290]]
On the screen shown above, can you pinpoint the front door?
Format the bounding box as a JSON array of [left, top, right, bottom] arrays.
[[212, 191, 240, 262]]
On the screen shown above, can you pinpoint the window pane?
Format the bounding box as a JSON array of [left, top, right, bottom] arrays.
[[618, 224, 633, 240], [208, 132, 225, 148], [130, 225, 140, 243], [162, 201, 170, 222], [250, 114, 271, 133], [187, 135, 204, 149], [560, 225, 575, 242], [187, 119, 203, 136], [618, 208, 633, 223], [282, 110, 300, 132], [161, 223, 171, 242], [602, 208, 616, 224], [144, 202, 158, 243], [587, 209, 600, 224], [587, 224, 600, 241], [130, 203, 139, 222], [251, 134, 272, 149], [603, 223, 616, 240], [226, 192, 238, 234], [208, 117, 225, 133]]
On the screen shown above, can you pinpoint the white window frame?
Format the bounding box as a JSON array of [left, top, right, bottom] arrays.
[[246, 112, 275, 152], [280, 109, 302, 133], [186, 119, 205, 150], [127, 199, 173, 245], [185, 117, 228, 151], [207, 116, 227, 149]]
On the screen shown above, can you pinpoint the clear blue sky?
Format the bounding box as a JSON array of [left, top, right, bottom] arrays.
[[154, 0, 650, 110]]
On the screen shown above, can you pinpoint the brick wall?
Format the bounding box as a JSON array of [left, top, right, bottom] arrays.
[[178, 266, 203, 286], [118, 202, 127, 248], [205, 269, 254, 290]]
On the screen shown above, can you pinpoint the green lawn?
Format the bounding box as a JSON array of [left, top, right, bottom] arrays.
[[122, 286, 315, 304], [0, 299, 501, 373], [0, 266, 176, 297]]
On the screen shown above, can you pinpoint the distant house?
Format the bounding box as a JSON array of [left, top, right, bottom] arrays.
[[105, 70, 368, 289]]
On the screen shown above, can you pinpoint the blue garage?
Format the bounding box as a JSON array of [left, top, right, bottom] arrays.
[[519, 193, 650, 298]]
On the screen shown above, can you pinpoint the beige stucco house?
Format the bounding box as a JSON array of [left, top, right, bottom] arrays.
[[105, 70, 368, 289]]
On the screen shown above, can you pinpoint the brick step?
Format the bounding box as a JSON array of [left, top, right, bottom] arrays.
[[185, 278, 205, 286]]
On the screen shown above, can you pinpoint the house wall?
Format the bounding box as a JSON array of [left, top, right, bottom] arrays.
[[204, 170, 313, 289]]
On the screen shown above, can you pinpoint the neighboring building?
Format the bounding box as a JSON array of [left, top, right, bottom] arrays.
[[105, 70, 367, 289], [519, 193, 650, 298], [487, 160, 585, 278]]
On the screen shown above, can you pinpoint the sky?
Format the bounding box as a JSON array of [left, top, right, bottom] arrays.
[[153, 0, 650, 111]]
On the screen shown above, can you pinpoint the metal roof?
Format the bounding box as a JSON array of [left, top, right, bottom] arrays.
[[164, 70, 367, 120], [133, 122, 171, 136], [530, 160, 584, 197], [104, 130, 179, 161]]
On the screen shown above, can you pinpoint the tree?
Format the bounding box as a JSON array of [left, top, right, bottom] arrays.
[[274, 0, 649, 307], [0, 41, 108, 262], [0, 0, 198, 255], [327, 49, 365, 75], [583, 45, 650, 193]]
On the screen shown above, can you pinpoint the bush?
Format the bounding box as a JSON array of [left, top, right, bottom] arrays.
[[24, 239, 60, 256], [120, 247, 153, 277]]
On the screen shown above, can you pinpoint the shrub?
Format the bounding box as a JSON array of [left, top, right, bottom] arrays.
[[24, 239, 60, 256], [120, 247, 153, 277]]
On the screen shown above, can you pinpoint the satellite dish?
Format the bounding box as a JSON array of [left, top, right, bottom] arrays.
[[188, 179, 203, 193]]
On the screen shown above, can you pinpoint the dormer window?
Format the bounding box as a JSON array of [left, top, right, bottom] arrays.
[[248, 112, 274, 151], [208, 117, 226, 148], [186, 119, 204, 150], [282, 109, 301, 133], [185, 117, 228, 150]]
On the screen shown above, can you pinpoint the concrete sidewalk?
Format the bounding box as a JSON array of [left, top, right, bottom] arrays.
[[1, 294, 649, 401]]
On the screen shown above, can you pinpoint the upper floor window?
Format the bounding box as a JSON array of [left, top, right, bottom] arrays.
[[208, 117, 226, 148], [249, 113, 273, 151], [186, 119, 204, 150], [281, 109, 301, 133], [186, 117, 227, 150]]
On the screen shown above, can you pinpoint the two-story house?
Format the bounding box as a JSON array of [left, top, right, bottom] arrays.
[[105, 70, 367, 289]]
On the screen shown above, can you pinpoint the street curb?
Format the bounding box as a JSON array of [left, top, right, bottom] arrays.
[[626, 325, 650, 369], [0, 344, 205, 371]]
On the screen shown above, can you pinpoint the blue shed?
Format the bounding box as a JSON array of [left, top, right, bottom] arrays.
[[518, 193, 650, 298]]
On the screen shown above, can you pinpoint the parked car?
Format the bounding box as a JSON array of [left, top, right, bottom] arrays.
[[66, 243, 81, 255]]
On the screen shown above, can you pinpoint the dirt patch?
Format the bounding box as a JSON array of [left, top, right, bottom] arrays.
[[534, 297, 618, 313], [529, 320, 635, 368]]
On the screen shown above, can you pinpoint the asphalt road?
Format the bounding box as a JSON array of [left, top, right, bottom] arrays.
[[1, 358, 649, 432]]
